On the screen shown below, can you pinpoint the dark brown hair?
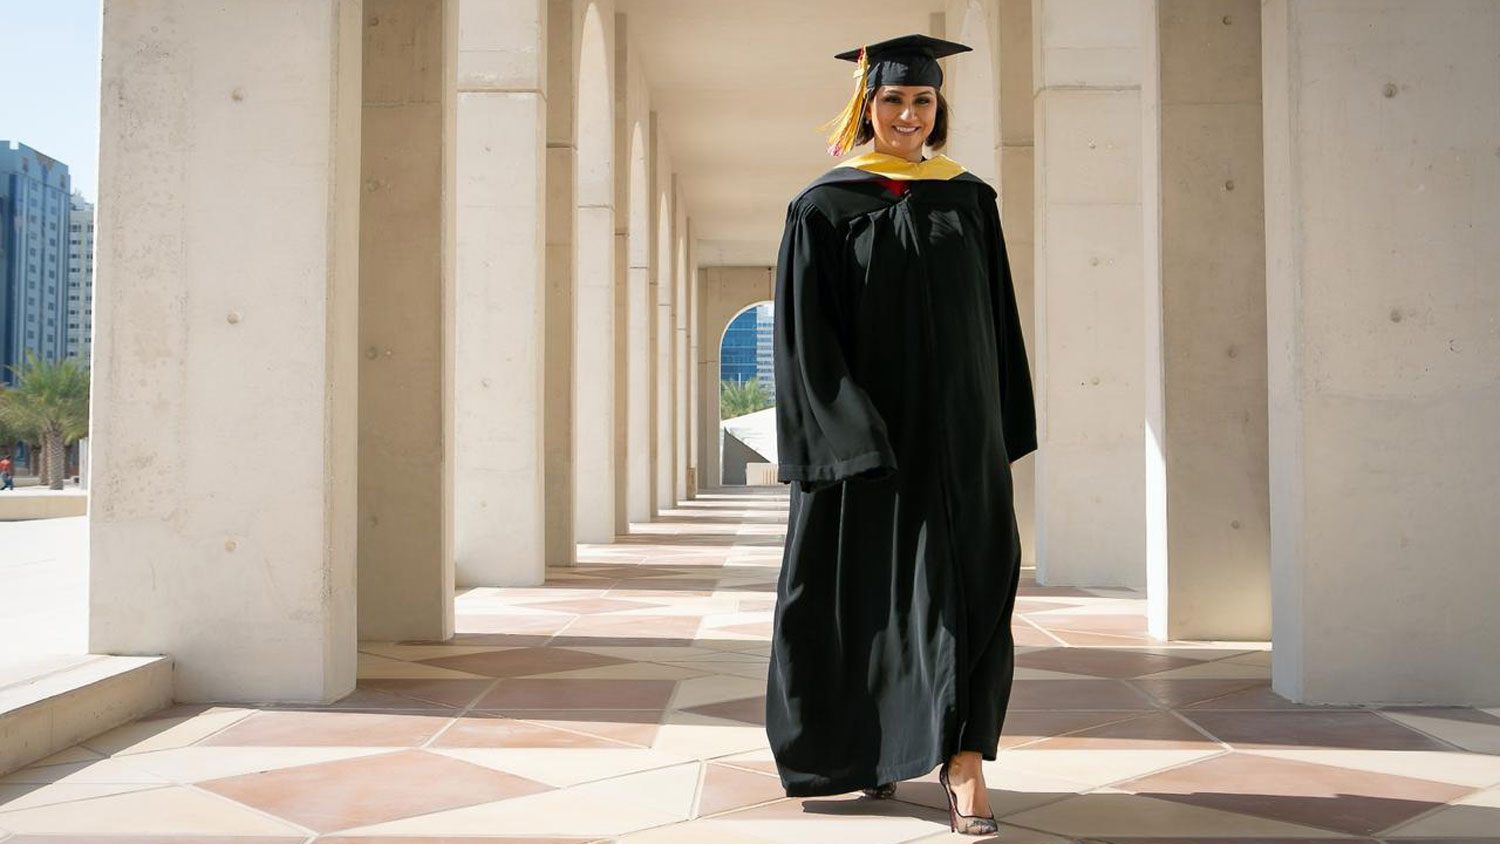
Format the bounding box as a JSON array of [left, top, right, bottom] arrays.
[[855, 90, 950, 151]]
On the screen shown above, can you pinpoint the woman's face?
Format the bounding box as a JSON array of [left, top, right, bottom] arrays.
[[868, 84, 937, 160]]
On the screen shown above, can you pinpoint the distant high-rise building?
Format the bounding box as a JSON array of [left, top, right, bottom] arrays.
[[721, 307, 759, 385], [754, 302, 775, 393], [66, 194, 95, 364], [721, 302, 775, 393], [0, 141, 73, 385]]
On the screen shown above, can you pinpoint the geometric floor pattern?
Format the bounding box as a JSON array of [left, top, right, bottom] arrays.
[[3, 487, 1499, 842]]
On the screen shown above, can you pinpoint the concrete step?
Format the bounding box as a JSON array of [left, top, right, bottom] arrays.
[[0, 653, 172, 774]]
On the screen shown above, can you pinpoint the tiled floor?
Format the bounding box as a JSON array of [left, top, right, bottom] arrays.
[[3, 487, 1499, 842]]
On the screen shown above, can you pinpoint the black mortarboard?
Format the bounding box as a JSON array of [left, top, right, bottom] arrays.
[[820, 34, 973, 156], [834, 34, 972, 91]]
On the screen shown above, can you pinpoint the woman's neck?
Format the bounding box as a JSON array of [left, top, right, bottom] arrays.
[[871, 143, 925, 163]]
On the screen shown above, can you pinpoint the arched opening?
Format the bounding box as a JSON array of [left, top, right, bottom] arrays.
[[717, 300, 775, 486], [572, 2, 615, 543], [625, 122, 652, 523]]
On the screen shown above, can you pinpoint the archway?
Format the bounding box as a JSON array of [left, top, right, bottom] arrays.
[[717, 299, 776, 486]]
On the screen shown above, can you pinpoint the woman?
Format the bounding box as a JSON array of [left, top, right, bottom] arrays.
[[766, 34, 1037, 836]]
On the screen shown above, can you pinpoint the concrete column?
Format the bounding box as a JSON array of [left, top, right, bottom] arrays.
[[574, 2, 616, 544], [626, 119, 652, 522], [1033, 0, 1147, 586], [612, 12, 631, 534], [673, 212, 689, 502], [1264, 0, 1500, 704], [998, 0, 1038, 565], [1142, 0, 1270, 641], [358, 0, 456, 642], [454, 0, 547, 586], [653, 167, 675, 512], [685, 240, 699, 497], [90, 0, 361, 702], [544, 0, 577, 564], [646, 113, 662, 514]]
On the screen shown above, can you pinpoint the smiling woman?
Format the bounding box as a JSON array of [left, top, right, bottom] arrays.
[[767, 32, 1037, 838], [856, 86, 950, 155]]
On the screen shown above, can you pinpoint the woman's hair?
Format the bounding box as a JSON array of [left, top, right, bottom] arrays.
[[856, 90, 950, 150]]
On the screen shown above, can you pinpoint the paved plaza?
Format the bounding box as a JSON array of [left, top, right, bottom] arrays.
[[1, 488, 1497, 842]]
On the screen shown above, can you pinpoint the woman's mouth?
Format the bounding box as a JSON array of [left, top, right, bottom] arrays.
[[893, 125, 921, 136]]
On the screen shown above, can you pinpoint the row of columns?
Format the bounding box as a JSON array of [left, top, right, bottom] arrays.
[[1021, 0, 1498, 703], [88, 0, 700, 703]]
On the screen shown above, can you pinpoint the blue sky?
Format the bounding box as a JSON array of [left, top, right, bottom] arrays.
[[0, 1, 103, 201]]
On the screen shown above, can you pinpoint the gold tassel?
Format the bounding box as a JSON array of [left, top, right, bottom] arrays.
[[818, 46, 869, 157]]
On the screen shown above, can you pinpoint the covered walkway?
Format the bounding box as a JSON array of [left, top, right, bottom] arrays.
[[3, 489, 1498, 840]]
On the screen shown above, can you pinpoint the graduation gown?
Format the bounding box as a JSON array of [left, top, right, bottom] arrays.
[[766, 152, 1038, 797]]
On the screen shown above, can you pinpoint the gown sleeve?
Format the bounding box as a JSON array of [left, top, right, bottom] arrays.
[[983, 199, 1039, 463], [773, 198, 899, 494]]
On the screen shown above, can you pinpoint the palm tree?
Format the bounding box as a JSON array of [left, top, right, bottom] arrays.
[[720, 377, 773, 420], [0, 352, 90, 490]]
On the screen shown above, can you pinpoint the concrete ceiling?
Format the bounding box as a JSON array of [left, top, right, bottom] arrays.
[[618, 0, 943, 266]]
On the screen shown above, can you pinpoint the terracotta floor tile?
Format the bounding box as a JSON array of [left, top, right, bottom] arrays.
[[1027, 613, 1149, 635], [563, 615, 705, 640], [352, 677, 496, 708], [198, 710, 449, 747], [453, 614, 576, 636], [1016, 586, 1100, 598], [199, 749, 552, 833], [417, 647, 627, 678], [1386, 706, 1500, 726], [1016, 648, 1201, 679], [0, 838, 306, 843], [1129, 677, 1273, 708], [1090, 839, 1373, 844], [680, 696, 766, 726], [432, 716, 636, 749], [1047, 629, 1160, 646], [713, 621, 773, 638], [696, 762, 787, 817], [474, 678, 678, 710], [321, 838, 592, 844], [493, 710, 666, 747], [1182, 710, 1453, 751], [521, 597, 666, 615], [1184, 685, 1348, 710], [1014, 599, 1086, 613], [1023, 712, 1219, 750], [1007, 679, 1156, 711], [1013, 624, 1065, 646], [998, 711, 1146, 748], [1117, 751, 1471, 835]]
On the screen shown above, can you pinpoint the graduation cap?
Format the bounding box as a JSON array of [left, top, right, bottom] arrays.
[[821, 34, 973, 157]]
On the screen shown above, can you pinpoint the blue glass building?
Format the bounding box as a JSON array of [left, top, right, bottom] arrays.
[[721, 302, 775, 391], [1, 141, 73, 386]]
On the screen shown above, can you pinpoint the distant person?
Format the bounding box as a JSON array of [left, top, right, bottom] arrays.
[[767, 35, 1036, 836], [0, 454, 13, 490]]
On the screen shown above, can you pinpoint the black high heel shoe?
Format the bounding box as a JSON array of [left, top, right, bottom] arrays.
[[860, 782, 897, 799], [939, 759, 998, 835]]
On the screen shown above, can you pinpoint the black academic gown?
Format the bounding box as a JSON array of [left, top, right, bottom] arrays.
[[766, 163, 1038, 798]]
